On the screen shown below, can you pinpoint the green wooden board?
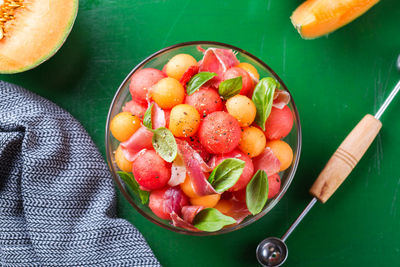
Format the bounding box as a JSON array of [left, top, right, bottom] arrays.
[[2, 0, 400, 266]]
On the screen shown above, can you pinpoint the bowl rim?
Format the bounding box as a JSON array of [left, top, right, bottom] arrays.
[[105, 40, 302, 236]]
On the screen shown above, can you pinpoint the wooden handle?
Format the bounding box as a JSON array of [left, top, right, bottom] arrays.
[[310, 114, 382, 203]]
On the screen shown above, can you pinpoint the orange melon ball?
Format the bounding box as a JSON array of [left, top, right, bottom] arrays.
[[165, 54, 198, 80], [169, 104, 200, 137], [226, 95, 256, 127], [237, 62, 260, 80], [238, 126, 266, 158], [266, 140, 293, 171], [110, 112, 141, 142], [115, 145, 133, 172], [151, 77, 185, 109], [180, 175, 199, 198], [190, 194, 221, 208], [214, 199, 233, 214]]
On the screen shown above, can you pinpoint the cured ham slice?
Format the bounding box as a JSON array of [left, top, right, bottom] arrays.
[[170, 212, 200, 232], [253, 147, 281, 176], [120, 147, 147, 163], [223, 200, 251, 224], [170, 206, 204, 231], [180, 65, 199, 87], [168, 152, 186, 187], [182, 206, 204, 224], [163, 187, 189, 216], [176, 139, 213, 172], [273, 89, 291, 109], [152, 102, 166, 129], [121, 126, 153, 153], [198, 48, 239, 85], [176, 139, 216, 196]]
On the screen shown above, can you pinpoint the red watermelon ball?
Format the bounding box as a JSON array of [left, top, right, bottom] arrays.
[[149, 187, 171, 220], [129, 68, 166, 104], [222, 67, 253, 96], [132, 150, 170, 190], [149, 187, 188, 220], [264, 106, 293, 140], [268, 173, 281, 198], [122, 99, 147, 120], [211, 149, 254, 192], [184, 86, 223, 117], [198, 111, 241, 154]]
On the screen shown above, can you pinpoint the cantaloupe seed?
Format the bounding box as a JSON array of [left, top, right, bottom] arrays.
[[0, 0, 24, 40]]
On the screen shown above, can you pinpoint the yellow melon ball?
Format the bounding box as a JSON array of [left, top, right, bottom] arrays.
[[165, 54, 197, 80], [151, 77, 185, 109], [238, 126, 266, 158], [266, 140, 293, 172], [226, 95, 256, 127], [214, 199, 233, 214], [110, 112, 141, 142], [237, 62, 260, 80], [190, 194, 221, 208], [115, 145, 133, 172], [169, 104, 200, 137], [180, 175, 199, 198]]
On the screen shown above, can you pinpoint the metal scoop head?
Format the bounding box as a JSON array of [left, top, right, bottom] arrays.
[[256, 237, 288, 267]]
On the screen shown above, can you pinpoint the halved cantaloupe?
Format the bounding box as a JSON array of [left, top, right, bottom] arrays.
[[0, 0, 78, 74], [291, 0, 379, 39]]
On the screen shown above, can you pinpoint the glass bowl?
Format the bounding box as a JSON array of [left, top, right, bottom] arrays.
[[105, 41, 301, 235]]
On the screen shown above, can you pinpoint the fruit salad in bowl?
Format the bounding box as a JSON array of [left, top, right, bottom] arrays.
[[106, 41, 301, 235]]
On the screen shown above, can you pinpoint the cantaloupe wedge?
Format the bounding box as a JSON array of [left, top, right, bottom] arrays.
[[291, 0, 379, 39], [0, 0, 78, 74]]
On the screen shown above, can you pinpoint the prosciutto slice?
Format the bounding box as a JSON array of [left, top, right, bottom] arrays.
[[180, 65, 199, 87], [198, 48, 239, 86], [176, 139, 213, 172], [253, 147, 281, 176], [222, 200, 251, 225], [176, 139, 216, 196], [170, 206, 204, 231], [171, 200, 249, 231], [182, 206, 204, 224], [170, 212, 200, 232], [152, 102, 166, 129], [120, 147, 147, 162], [168, 152, 186, 187], [163, 187, 189, 216], [121, 126, 153, 153], [273, 89, 291, 109]]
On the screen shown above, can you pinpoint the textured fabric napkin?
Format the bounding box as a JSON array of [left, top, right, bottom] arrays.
[[0, 81, 160, 266]]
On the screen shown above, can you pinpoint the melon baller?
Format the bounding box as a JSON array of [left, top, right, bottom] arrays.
[[256, 55, 400, 266]]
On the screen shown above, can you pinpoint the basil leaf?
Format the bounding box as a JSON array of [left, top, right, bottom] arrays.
[[252, 77, 278, 130], [208, 158, 245, 193], [218, 76, 242, 99], [193, 208, 236, 232], [187, 72, 217, 95], [117, 171, 149, 205], [143, 103, 153, 129], [246, 170, 269, 215], [151, 127, 177, 162]]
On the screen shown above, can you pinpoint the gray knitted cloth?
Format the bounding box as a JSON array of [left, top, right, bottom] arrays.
[[0, 81, 160, 266]]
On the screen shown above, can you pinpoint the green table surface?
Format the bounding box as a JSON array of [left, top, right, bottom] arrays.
[[2, 0, 400, 266]]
